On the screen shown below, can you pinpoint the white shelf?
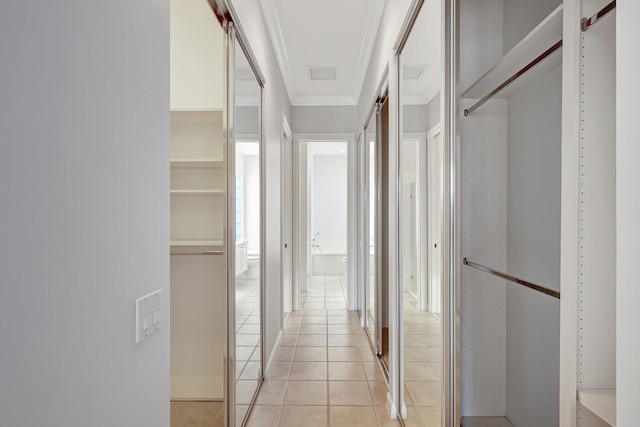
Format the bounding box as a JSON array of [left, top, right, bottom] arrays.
[[171, 159, 224, 169], [170, 189, 224, 196], [170, 110, 223, 125], [579, 389, 616, 426], [462, 4, 563, 99], [171, 240, 223, 247], [170, 108, 223, 113], [170, 240, 224, 255]]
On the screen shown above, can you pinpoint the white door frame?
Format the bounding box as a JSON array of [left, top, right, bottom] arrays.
[[281, 113, 294, 317], [292, 133, 357, 310], [402, 132, 428, 311], [426, 123, 442, 315]]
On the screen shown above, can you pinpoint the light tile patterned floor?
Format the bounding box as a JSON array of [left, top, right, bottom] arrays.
[[170, 401, 224, 427], [170, 276, 442, 427], [245, 275, 400, 427], [236, 259, 263, 423], [402, 292, 441, 427]]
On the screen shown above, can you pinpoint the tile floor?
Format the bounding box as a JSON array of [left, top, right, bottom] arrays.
[[244, 275, 400, 427], [401, 292, 441, 427], [171, 276, 442, 427], [236, 259, 263, 424], [170, 401, 224, 427]]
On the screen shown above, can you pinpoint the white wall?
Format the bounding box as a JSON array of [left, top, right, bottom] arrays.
[[502, 0, 561, 53], [244, 155, 261, 254], [617, 2, 640, 425], [229, 0, 293, 361], [403, 97, 440, 133], [292, 106, 357, 134], [506, 66, 561, 427], [0, 1, 170, 426], [312, 154, 348, 253], [171, 0, 224, 110], [459, 0, 503, 92]]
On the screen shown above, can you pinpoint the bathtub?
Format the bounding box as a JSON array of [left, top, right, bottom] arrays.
[[311, 252, 347, 276]]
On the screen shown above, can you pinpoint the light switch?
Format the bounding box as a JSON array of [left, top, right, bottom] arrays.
[[136, 289, 162, 344], [153, 300, 161, 325]]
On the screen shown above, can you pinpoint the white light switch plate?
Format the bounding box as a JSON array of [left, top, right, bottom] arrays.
[[136, 289, 162, 343]]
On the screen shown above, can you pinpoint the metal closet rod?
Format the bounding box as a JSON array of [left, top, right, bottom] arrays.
[[582, 0, 616, 32], [463, 257, 561, 299], [170, 251, 224, 256], [464, 40, 563, 117]]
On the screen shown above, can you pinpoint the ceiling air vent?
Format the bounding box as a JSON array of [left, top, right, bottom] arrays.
[[403, 64, 428, 80], [309, 66, 337, 81]]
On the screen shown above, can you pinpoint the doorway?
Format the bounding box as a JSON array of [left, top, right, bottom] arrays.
[[281, 117, 294, 316], [292, 135, 355, 312]]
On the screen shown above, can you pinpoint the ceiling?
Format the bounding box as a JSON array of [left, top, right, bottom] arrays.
[[260, 0, 385, 106]]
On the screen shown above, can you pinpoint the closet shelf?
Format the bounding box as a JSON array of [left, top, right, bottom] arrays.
[[170, 189, 224, 196], [170, 240, 224, 254], [462, 4, 563, 100], [578, 388, 616, 426], [171, 159, 224, 169], [170, 109, 223, 125]]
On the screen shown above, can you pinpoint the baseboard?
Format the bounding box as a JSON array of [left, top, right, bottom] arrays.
[[264, 330, 283, 379], [170, 375, 223, 400], [387, 391, 398, 419]]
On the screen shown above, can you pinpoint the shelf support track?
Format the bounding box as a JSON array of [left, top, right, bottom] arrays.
[[581, 0, 616, 32], [464, 40, 563, 116], [463, 258, 560, 299]]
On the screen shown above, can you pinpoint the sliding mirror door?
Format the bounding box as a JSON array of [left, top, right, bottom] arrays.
[[398, 0, 443, 425], [364, 112, 380, 355], [228, 25, 264, 427]]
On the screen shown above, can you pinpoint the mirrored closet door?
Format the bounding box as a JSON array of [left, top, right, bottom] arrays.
[[397, 0, 444, 425], [361, 81, 391, 376], [227, 23, 265, 427], [364, 111, 380, 355]]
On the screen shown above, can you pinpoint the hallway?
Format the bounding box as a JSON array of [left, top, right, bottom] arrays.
[[243, 276, 399, 427]]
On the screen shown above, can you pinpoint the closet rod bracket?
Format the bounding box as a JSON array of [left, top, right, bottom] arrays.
[[581, 0, 616, 32]]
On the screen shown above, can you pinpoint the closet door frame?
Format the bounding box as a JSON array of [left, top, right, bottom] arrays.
[[215, 2, 267, 424], [392, 0, 459, 425]]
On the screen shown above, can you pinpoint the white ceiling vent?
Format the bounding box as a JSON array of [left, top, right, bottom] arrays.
[[236, 66, 255, 81], [403, 64, 428, 80], [309, 66, 337, 81]]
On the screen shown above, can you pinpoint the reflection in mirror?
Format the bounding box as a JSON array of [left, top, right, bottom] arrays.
[[365, 115, 378, 354], [233, 36, 262, 427], [399, 0, 442, 425]]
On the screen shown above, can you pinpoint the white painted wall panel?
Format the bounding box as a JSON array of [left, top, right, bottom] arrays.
[[171, 1, 224, 110], [459, 0, 504, 92], [503, 0, 562, 53], [0, 1, 170, 426], [505, 65, 562, 427], [461, 99, 508, 415], [617, 2, 640, 427], [578, 8, 616, 393]]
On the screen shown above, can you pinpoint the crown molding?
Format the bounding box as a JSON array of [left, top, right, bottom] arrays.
[[259, 0, 296, 103]]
